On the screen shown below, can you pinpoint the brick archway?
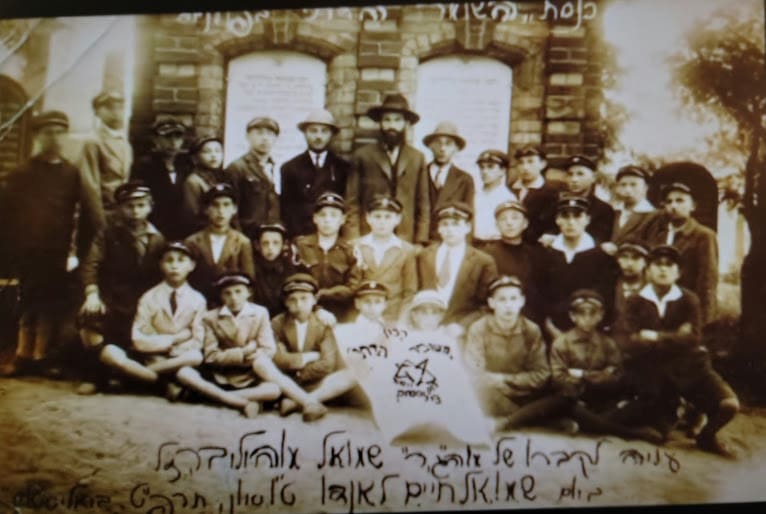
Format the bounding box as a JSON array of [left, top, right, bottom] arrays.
[[0, 75, 31, 187]]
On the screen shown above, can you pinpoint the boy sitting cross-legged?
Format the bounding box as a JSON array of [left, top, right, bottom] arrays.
[[173, 272, 283, 418], [271, 273, 358, 422], [99, 242, 206, 399]]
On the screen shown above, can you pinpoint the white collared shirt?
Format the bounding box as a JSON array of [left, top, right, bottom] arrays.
[[209, 232, 227, 263], [617, 198, 654, 228], [474, 184, 518, 240], [157, 281, 194, 316], [358, 233, 403, 267], [435, 242, 466, 301], [639, 283, 683, 317], [386, 145, 400, 166], [551, 232, 596, 264], [310, 150, 327, 169], [511, 176, 545, 201], [218, 302, 258, 320], [263, 159, 281, 195], [295, 319, 309, 352], [429, 162, 451, 188]]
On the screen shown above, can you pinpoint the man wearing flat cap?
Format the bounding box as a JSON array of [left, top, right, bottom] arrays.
[[226, 116, 282, 240], [611, 165, 655, 244], [511, 146, 561, 243], [643, 182, 718, 324], [343, 93, 431, 245], [130, 117, 193, 240], [561, 155, 615, 244], [0, 111, 100, 376], [77, 91, 133, 227], [422, 121, 475, 239], [281, 109, 350, 237]]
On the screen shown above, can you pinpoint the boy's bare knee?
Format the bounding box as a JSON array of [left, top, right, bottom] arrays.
[[176, 366, 201, 384], [186, 350, 204, 367], [720, 397, 740, 412], [99, 344, 125, 364], [262, 382, 282, 399], [80, 329, 103, 349]]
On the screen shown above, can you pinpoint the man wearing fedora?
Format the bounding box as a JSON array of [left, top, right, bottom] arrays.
[[77, 91, 133, 225], [226, 117, 282, 240], [130, 117, 193, 241], [343, 93, 431, 246], [281, 109, 350, 237], [422, 121, 475, 240]]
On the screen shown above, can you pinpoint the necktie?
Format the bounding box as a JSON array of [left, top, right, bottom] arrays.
[[134, 233, 148, 259], [314, 153, 321, 169], [436, 166, 446, 189], [437, 249, 451, 288], [170, 290, 178, 315]]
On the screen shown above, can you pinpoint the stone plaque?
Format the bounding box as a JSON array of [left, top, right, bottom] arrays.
[[414, 55, 512, 183], [224, 51, 327, 167]]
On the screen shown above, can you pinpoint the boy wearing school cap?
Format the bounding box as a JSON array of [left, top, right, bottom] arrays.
[[225, 116, 281, 239], [186, 272, 283, 417], [464, 275, 551, 426], [613, 245, 739, 455], [271, 274, 358, 422], [76, 181, 165, 392], [540, 196, 619, 339], [351, 195, 417, 321], [77, 91, 132, 225], [473, 149, 518, 242], [422, 121, 475, 239], [343, 93, 431, 246], [182, 136, 233, 233], [643, 182, 718, 324], [130, 117, 192, 241], [478, 200, 547, 324], [561, 155, 615, 244], [417, 201, 497, 325], [281, 109, 350, 237], [548, 289, 662, 443], [611, 165, 655, 244], [0, 111, 101, 376], [511, 146, 561, 243], [184, 183, 255, 304], [613, 239, 649, 324], [95, 242, 205, 400], [294, 192, 362, 322], [252, 223, 309, 317]]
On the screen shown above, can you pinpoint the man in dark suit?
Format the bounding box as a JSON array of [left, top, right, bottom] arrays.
[[421, 121, 475, 240], [561, 155, 615, 244], [130, 118, 193, 241], [225, 117, 281, 240], [417, 202, 497, 325], [281, 109, 350, 238], [611, 165, 655, 245], [510, 146, 560, 243], [343, 94, 431, 245]]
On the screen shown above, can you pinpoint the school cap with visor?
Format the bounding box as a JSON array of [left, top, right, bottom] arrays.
[[367, 195, 402, 213], [494, 200, 528, 218], [488, 275, 524, 295], [115, 181, 152, 203], [246, 116, 280, 135], [476, 149, 510, 168], [201, 183, 237, 207], [282, 273, 319, 296], [213, 272, 253, 291], [648, 245, 681, 264], [556, 195, 590, 214], [616, 165, 649, 182], [569, 289, 605, 309], [354, 280, 389, 298], [314, 192, 345, 212], [436, 201, 473, 222], [161, 241, 195, 260]]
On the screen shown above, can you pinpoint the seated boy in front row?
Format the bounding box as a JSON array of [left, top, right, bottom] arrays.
[[97, 242, 206, 399], [271, 273, 358, 422], [614, 245, 739, 456]]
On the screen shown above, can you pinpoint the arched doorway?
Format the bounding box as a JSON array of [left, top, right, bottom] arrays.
[[0, 75, 31, 188]]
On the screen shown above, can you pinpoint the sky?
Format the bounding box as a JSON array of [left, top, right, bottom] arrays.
[[600, 0, 764, 177]]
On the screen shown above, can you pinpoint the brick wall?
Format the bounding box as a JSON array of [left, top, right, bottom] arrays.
[[129, 3, 607, 166]]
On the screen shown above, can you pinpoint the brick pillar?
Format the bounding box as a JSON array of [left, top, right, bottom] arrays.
[[354, 15, 404, 148]]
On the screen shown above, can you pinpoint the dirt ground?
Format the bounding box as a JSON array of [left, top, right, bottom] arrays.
[[1, 376, 766, 514]]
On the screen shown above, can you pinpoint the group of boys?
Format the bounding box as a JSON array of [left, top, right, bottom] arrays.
[[0, 91, 737, 454]]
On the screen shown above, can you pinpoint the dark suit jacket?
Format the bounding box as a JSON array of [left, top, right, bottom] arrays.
[[80, 220, 165, 316], [611, 209, 656, 245], [417, 244, 497, 324], [225, 151, 280, 240], [343, 142, 431, 244], [272, 312, 339, 384], [280, 150, 350, 237], [586, 192, 616, 244], [130, 153, 193, 241], [516, 182, 560, 243], [428, 163, 475, 240], [643, 214, 718, 324], [184, 228, 255, 303]]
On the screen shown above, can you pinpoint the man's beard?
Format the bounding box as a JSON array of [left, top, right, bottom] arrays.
[[381, 129, 405, 148]]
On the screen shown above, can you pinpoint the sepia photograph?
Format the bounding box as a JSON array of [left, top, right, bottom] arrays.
[[1, 0, 766, 511]]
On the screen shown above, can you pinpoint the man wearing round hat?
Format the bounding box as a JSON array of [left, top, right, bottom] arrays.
[[130, 117, 193, 240], [643, 182, 718, 324], [611, 165, 655, 245], [77, 90, 133, 225], [344, 93, 431, 245], [0, 111, 100, 376], [422, 121, 474, 239], [562, 155, 615, 244], [225, 116, 282, 240], [281, 109, 350, 237], [473, 149, 518, 243]]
